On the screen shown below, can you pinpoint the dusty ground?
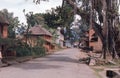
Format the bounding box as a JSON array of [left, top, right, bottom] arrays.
[[0, 48, 98, 78]]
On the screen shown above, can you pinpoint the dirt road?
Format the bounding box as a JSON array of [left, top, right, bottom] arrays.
[[0, 48, 98, 78]]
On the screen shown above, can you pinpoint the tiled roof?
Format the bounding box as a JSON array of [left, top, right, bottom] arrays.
[[29, 25, 52, 36]]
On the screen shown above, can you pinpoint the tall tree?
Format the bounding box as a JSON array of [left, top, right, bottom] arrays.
[[64, 0, 120, 59], [34, 0, 120, 59]]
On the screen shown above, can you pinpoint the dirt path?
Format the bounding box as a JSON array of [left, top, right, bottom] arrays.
[[0, 48, 98, 78]]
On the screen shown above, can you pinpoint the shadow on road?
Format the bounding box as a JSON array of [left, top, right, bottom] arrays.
[[12, 62, 63, 70], [10, 49, 79, 70], [44, 56, 78, 63], [11, 55, 78, 70]]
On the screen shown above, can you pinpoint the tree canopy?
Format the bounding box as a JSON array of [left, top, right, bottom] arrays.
[[34, 0, 120, 59]]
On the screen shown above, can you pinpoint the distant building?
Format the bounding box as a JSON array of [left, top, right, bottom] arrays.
[[56, 27, 64, 48], [79, 27, 102, 52], [88, 28, 102, 52], [24, 25, 55, 53]]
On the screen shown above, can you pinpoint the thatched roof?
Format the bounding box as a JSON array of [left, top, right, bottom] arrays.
[[0, 12, 9, 25], [29, 25, 52, 36]]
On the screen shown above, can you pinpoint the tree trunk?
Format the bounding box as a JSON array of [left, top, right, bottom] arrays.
[[62, 0, 120, 59]]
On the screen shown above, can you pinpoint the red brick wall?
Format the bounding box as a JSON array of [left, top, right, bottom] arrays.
[[3, 25, 8, 38], [0, 24, 8, 57], [0, 24, 8, 38]]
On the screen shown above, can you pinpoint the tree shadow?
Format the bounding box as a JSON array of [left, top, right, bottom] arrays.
[[34, 55, 79, 63], [13, 62, 62, 70], [12, 52, 79, 70]]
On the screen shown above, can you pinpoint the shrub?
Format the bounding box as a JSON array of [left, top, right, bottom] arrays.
[[0, 37, 46, 58], [15, 42, 46, 57], [15, 45, 31, 57], [31, 46, 45, 57]]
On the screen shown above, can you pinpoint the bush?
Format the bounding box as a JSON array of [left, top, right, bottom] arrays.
[[15, 44, 45, 57], [32, 46, 45, 57], [16, 46, 31, 57], [1, 37, 46, 58]]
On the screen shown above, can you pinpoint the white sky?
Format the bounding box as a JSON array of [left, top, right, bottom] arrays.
[[1, 0, 120, 24], [0, 0, 62, 24]]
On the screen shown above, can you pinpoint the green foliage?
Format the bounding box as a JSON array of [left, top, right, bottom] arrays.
[[17, 23, 26, 35], [15, 45, 31, 57], [61, 4, 73, 27], [15, 42, 45, 57], [8, 17, 19, 38], [42, 5, 74, 40], [32, 46, 45, 56], [43, 5, 73, 29], [25, 12, 45, 27], [0, 37, 46, 57], [0, 38, 14, 45], [31, 37, 46, 57], [43, 9, 63, 28], [15, 38, 46, 57], [26, 12, 36, 27]]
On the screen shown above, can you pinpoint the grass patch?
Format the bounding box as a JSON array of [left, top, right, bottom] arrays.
[[90, 66, 105, 78]]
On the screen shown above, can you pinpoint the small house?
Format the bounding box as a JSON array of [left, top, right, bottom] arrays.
[[24, 25, 55, 53], [88, 28, 102, 52]]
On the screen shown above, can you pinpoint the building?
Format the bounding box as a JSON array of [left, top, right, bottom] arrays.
[[24, 25, 55, 53], [79, 28, 102, 52], [0, 13, 9, 38], [88, 28, 102, 52], [0, 13, 9, 59], [56, 27, 64, 48]]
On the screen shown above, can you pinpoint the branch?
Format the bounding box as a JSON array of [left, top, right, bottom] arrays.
[[33, 0, 49, 4], [65, 0, 104, 41]]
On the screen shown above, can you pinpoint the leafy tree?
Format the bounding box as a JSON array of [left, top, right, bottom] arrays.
[[43, 5, 74, 41], [64, 0, 120, 59], [43, 7, 63, 28], [24, 11, 45, 27], [16, 23, 26, 35], [34, 0, 120, 60]]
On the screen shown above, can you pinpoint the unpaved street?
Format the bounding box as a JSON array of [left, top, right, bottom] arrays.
[[0, 48, 98, 78]]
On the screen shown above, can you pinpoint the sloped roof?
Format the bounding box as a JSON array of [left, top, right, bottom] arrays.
[[29, 25, 52, 36], [0, 12, 9, 24]]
